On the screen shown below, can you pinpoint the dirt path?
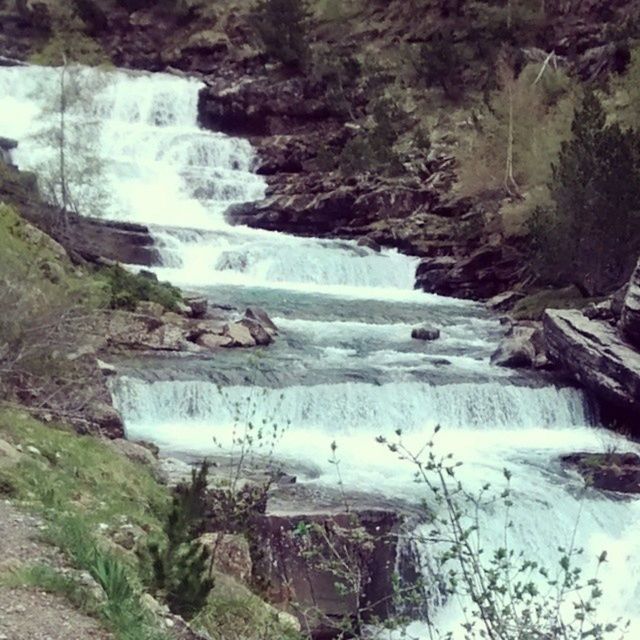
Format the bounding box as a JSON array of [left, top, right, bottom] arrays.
[[0, 500, 113, 640]]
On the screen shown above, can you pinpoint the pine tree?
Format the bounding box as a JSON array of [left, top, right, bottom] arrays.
[[532, 90, 640, 295], [252, 0, 310, 69], [143, 461, 214, 620]]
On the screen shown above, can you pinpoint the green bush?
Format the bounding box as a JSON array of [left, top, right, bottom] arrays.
[[141, 462, 214, 621], [99, 265, 183, 312], [251, 0, 310, 69]]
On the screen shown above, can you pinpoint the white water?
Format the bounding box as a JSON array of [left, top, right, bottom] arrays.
[[1, 64, 638, 637]]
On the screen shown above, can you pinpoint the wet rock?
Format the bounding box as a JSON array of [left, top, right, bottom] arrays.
[[96, 358, 117, 376], [223, 322, 256, 348], [249, 510, 402, 639], [620, 257, 640, 349], [197, 332, 233, 350], [0, 136, 17, 164], [544, 310, 640, 426], [491, 323, 546, 369], [357, 236, 381, 252], [411, 326, 440, 341], [417, 244, 524, 300], [245, 307, 278, 335], [561, 452, 640, 494], [486, 290, 525, 313], [239, 317, 273, 346], [186, 296, 208, 319]]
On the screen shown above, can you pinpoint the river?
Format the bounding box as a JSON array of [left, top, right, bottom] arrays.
[[1, 64, 638, 637]]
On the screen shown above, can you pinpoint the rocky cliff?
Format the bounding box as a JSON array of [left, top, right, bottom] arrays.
[[543, 259, 640, 432]]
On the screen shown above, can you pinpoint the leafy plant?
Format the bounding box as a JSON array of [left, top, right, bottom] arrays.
[[142, 461, 214, 620], [99, 265, 183, 312], [375, 426, 629, 640]]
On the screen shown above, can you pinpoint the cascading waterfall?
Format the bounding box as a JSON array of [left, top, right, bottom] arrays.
[[1, 64, 639, 636]]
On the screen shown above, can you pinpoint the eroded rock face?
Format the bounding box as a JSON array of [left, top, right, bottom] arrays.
[[249, 510, 402, 639], [416, 244, 525, 301], [620, 258, 640, 349], [544, 309, 640, 425], [561, 452, 640, 494]]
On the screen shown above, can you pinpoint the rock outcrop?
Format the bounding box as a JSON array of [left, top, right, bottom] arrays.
[[561, 452, 640, 494], [1, 157, 160, 267], [100, 306, 276, 353], [249, 510, 403, 639], [543, 309, 640, 425], [620, 258, 640, 349], [491, 322, 548, 369]]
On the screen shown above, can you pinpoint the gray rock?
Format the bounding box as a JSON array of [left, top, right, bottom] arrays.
[[561, 452, 640, 494], [491, 323, 547, 369], [357, 236, 381, 252], [197, 333, 233, 350], [239, 318, 273, 346], [187, 296, 208, 319], [544, 309, 640, 422], [620, 257, 640, 349], [411, 326, 440, 341], [223, 322, 256, 348], [486, 290, 524, 312], [244, 307, 278, 335]]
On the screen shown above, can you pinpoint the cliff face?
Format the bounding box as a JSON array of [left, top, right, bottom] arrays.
[[1, 0, 639, 302]]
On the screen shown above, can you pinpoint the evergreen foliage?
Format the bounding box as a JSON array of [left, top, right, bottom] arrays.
[[143, 462, 214, 621], [252, 0, 310, 69], [531, 90, 640, 295], [99, 265, 183, 312]]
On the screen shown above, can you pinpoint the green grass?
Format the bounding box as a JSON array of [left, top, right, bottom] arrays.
[[0, 202, 106, 306], [510, 286, 600, 320], [0, 408, 171, 639], [0, 409, 168, 530]]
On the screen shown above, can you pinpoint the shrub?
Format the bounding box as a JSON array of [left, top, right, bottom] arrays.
[[530, 90, 640, 295], [142, 462, 214, 620], [251, 0, 310, 69], [99, 265, 183, 312], [457, 62, 575, 197]]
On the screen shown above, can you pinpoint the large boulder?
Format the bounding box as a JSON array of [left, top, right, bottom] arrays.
[[561, 452, 640, 494], [491, 322, 547, 369], [244, 307, 278, 336], [620, 257, 640, 349], [544, 310, 640, 425]]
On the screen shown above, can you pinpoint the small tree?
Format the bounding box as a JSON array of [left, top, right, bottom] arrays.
[[252, 0, 310, 69], [32, 62, 109, 224], [142, 462, 214, 620], [531, 90, 640, 295]]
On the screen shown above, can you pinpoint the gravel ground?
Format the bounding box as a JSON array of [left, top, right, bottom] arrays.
[[0, 500, 113, 640]]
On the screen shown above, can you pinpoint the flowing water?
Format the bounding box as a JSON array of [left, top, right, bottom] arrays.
[[1, 64, 639, 636]]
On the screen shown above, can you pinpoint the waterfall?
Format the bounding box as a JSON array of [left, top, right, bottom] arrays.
[[2, 64, 639, 637]]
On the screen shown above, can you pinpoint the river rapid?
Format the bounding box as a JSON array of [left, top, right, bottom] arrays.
[[1, 64, 639, 637]]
